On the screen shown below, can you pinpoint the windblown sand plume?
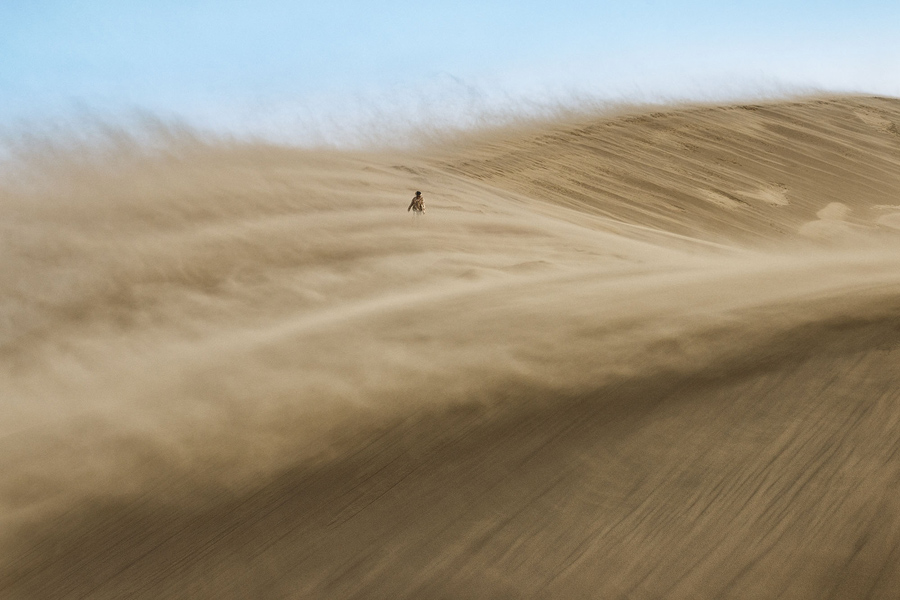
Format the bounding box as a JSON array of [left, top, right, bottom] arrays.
[[3, 95, 900, 599]]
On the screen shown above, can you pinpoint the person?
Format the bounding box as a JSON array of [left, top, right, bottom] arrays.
[[407, 191, 425, 213]]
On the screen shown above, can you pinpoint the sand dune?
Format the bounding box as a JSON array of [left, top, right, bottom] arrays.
[[2, 95, 900, 599]]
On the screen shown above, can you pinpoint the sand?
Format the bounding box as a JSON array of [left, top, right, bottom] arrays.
[[2, 95, 900, 599]]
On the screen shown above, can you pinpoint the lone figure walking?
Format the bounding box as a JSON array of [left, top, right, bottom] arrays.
[[408, 191, 425, 213]]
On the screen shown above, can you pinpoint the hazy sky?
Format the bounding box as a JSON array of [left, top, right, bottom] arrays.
[[2, 0, 899, 142]]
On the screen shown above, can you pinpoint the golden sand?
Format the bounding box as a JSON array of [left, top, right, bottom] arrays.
[[3, 95, 900, 598]]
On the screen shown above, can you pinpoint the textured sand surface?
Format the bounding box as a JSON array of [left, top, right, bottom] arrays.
[[3, 96, 900, 599]]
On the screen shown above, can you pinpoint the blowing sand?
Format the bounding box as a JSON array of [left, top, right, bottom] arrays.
[[3, 95, 900, 599]]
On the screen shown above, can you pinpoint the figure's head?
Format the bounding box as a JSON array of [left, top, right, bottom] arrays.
[[415, 191, 421, 196]]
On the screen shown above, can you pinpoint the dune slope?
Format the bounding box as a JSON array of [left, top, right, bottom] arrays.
[[2, 96, 900, 599]]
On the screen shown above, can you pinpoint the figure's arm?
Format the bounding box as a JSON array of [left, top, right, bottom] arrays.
[[408, 198, 415, 211]]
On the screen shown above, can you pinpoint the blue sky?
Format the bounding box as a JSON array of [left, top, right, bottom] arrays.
[[2, 1, 899, 143]]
